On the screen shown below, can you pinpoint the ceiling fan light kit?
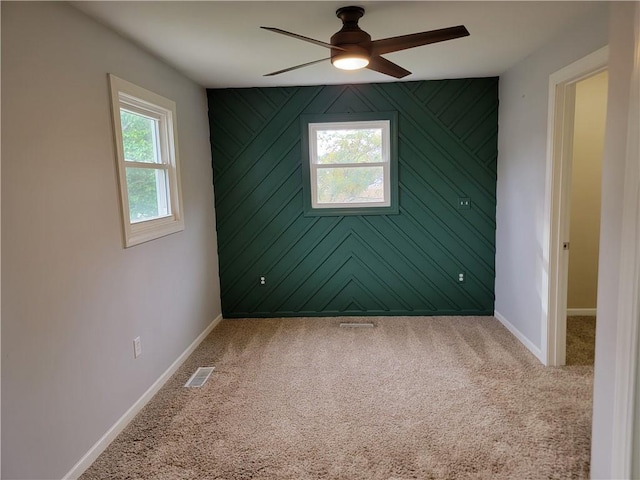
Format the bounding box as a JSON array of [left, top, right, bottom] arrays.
[[332, 55, 369, 70], [261, 5, 469, 79], [332, 51, 370, 71]]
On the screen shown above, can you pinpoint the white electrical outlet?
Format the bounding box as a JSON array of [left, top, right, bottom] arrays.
[[133, 336, 142, 358], [259, 276, 266, 285]]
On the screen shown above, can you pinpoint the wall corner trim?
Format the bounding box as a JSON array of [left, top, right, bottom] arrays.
[[62, 314, 223, 480], [494, 311, 545, 364]]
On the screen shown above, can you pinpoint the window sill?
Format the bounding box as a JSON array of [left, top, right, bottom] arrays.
[[124, 215, 184, 247]]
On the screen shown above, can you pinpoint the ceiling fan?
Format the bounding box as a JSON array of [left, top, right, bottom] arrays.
[[261, 6, 469, 79]]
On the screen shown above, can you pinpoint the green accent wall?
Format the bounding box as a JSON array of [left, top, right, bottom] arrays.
[[207, 79, 498, 318]]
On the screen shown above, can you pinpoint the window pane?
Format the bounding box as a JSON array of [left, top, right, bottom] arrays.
[[316, 128, 382, 164], [125, 167, 169, 222], [317, 166, 384, 204], [120, 110, 158, 163]]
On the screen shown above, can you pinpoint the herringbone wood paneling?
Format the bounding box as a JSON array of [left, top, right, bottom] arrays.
[[208, 79, 498, 317]]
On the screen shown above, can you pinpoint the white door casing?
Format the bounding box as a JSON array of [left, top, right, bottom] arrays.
[[542, 46, 608, 368]]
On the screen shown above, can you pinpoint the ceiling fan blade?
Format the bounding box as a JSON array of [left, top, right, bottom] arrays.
[[264, 57, 331, 76], [366, 55, 411, 79], [372, 25, 470, 55], [260, 27, 346, 51]]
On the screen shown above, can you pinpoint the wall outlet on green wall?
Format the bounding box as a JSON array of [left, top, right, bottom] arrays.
[[458, 197, 471, 209]]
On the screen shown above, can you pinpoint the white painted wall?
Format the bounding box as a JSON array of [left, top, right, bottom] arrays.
[[1, 3, 221, 479], [1, 4, 3, 475], [495, 6, 608, 347], [496, 1, 638, 475], [591, 3, 638, 477]]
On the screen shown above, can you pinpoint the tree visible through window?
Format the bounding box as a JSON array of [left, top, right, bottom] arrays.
[[120, 110, 168, 222], [316, 128, 384, 204]]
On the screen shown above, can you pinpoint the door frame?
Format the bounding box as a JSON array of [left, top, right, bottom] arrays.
[[542, 46, 609, 367], [613, 4, 640, 476]]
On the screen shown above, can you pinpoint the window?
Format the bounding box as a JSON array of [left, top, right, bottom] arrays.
[[109, 75, 184, 247], [301, 112, 398, 216]]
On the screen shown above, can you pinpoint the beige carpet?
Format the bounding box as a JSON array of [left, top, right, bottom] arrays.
[[80, 317, 593, 480], [566, 316, 597, 366]]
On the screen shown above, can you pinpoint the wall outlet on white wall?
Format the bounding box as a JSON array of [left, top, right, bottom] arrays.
[[133, 336, 142, 358]]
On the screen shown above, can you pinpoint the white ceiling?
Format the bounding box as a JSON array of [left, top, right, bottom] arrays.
[[72, 1, 607, 89]]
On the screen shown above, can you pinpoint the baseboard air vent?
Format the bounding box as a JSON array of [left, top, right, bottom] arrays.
[[340, 322, 375, 328], [184, 366, 215, 388]]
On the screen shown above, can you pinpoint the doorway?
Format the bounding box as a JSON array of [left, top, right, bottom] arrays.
[[543, 46, 608, 367], [565, 70, 608, 365]]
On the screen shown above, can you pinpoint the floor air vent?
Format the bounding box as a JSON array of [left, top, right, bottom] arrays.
[[184, 367, 215, 388], [340, 322, 375, 328]]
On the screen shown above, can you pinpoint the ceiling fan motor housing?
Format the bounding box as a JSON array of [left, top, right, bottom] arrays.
[[330, 6, 372, 66]]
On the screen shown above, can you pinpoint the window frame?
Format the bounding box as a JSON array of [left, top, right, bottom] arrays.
[[301, 111, 398, 216], [108, 74, 184, 247]]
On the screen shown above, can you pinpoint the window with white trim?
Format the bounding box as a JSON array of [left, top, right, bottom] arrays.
[[109, 75, 184, 247], [301, 112, 398, 216]]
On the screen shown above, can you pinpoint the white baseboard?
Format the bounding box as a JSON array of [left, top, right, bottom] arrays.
[[494, 311, 545, 364], [63, 314, 223, 480], [567, 308, 597, 316]]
